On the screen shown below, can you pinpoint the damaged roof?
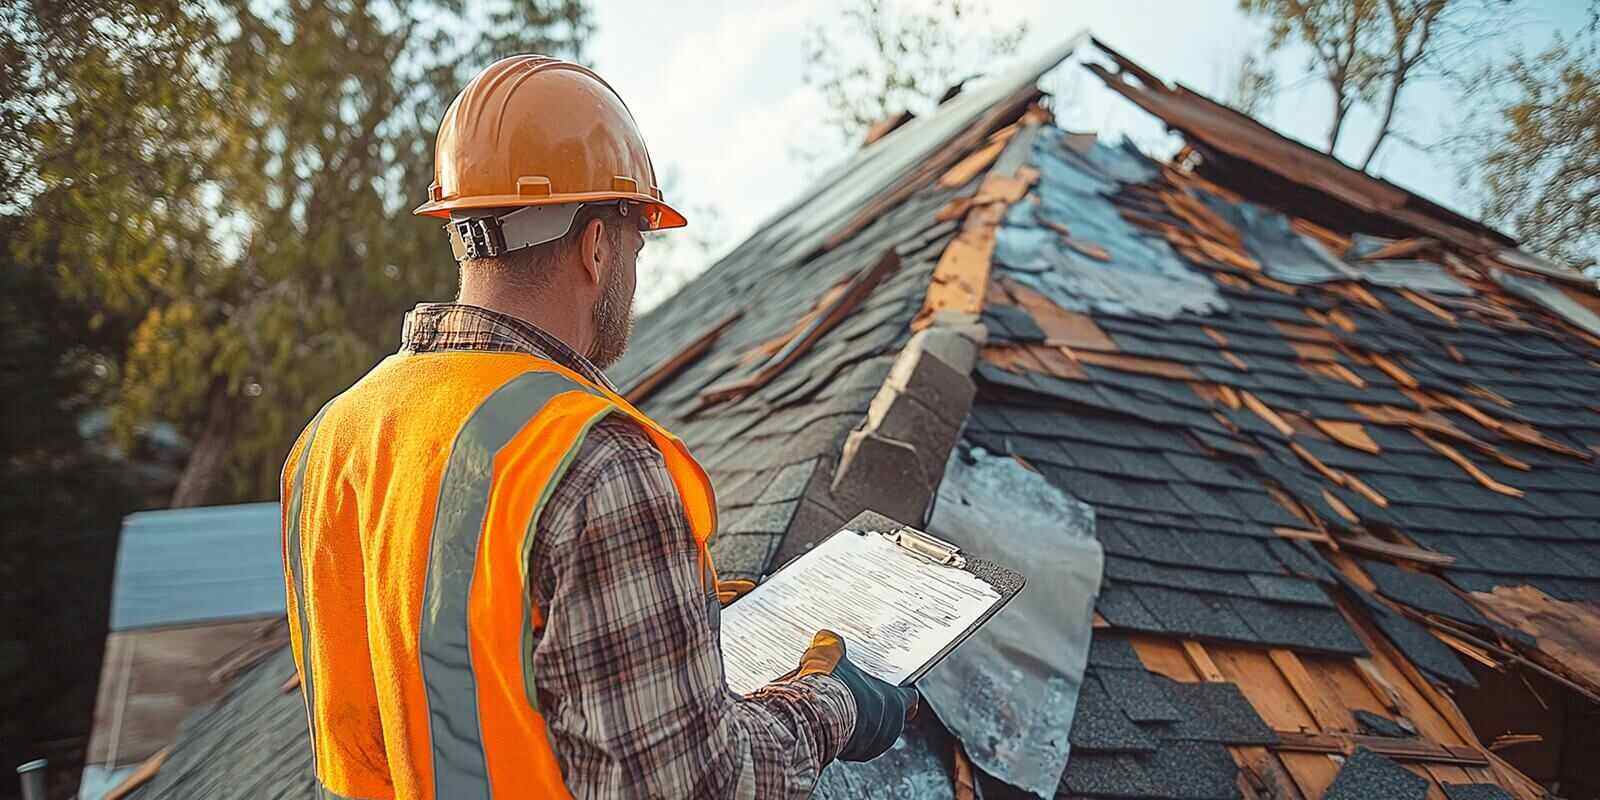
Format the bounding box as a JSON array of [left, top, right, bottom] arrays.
[[121, 34, 1598, 800]]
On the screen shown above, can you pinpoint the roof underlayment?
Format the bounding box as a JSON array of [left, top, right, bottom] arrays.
[[113, 32, 1600, 800]]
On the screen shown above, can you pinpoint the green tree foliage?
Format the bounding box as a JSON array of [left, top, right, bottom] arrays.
[[1224, 49, 1281, 117], [2, 0, 213, 780], [3, 0, 592, 779], [1238, 0, 1492, 168], [1465, 16, 1599, 272], [11, 0, 595, 508], [801, 0, 1027, 152]]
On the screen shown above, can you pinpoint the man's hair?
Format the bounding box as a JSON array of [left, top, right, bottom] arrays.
[[461, 204, 625, 288]]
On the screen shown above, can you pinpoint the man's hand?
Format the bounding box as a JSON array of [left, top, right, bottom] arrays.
[[793, 630, 919, 762]]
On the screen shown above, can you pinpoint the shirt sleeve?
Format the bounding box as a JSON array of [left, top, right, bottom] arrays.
[[528, 418, 857, 799]]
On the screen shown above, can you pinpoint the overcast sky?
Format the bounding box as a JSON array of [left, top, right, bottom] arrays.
[[583, 1, 1586, 307]]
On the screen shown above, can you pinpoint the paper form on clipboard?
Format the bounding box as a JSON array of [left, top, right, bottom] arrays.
[[719, 524, 1024, 696]]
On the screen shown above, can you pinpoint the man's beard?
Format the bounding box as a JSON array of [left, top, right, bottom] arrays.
[[588, 255, 634, 369]]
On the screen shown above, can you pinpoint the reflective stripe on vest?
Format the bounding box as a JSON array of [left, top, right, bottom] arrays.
[[285, 353, 717, 799], [418, 371, 601, 798], [284, 404, 330, 780]]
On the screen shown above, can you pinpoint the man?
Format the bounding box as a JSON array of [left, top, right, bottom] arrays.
[[281, 55, 916, 799]]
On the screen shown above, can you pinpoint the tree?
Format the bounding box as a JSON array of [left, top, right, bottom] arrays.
[[0, 0, 198, 775], [10, 0, 595, 507], [1223, 49, 1281, 117], [1238, 0, 1493, 169], [800, 0, 1027, 153], [1463, 11, 1599, 271]]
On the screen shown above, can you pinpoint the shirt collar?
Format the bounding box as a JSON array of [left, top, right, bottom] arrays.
[[399, 302, 618, 392]]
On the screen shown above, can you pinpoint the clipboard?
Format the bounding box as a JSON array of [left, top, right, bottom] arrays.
[[719, 514, 1025, 694]]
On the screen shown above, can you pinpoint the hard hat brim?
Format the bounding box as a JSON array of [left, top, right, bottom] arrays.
[[414, 191, 686, 231]]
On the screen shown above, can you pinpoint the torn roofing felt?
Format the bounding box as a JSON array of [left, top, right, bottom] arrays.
[[918, 446, 1103, 798]]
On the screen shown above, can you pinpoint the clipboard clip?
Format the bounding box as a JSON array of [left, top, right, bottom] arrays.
[[885, 526, 967, 569]]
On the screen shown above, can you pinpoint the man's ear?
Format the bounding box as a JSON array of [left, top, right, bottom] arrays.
[[578, 218, 606, 286]]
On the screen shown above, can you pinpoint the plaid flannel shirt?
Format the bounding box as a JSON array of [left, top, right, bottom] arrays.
[[399, 303, 856, 798]]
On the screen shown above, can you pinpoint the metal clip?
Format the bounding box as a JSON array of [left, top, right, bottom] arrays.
[[449, 217, 503, 261], [886, 526, 966, 568]]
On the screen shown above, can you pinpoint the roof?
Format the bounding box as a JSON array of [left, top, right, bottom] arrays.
[[109, 502, 284, 631], [122, 35, 1600, 800]]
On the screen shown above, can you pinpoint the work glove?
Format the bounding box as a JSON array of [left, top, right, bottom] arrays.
[[792, 630, 920, 762], [715, 578, 757, 608]]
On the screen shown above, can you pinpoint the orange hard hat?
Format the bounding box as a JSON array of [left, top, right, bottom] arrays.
[[413, 55, 685, 231]]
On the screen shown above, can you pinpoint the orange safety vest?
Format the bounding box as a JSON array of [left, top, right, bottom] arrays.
[[281, 351, 718, 799]]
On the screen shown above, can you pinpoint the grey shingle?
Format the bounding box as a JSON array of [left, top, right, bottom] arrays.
[[1134, 585, 1257, 643], [1227, 596, 1366, 655], [1086, 633, 1146, 669], [1441, 783, 1515, 800], [1246, 573, 1333, 607], [1095, 667, 1181, 723], [1353, 709, 1412, 738], [1059, 752, 1159, 798], [1069, 674, 1160, 753], [1160, 680, 1277, 745], [1096, 583, 1164, 632], [1324, 748, 1428, 800], [1362, 560, 1491, 629], [1145, 741, 1242, 800]]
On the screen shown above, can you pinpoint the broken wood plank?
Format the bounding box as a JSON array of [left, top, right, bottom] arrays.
[[1183, 640, 1227, 682], [1398, 289, 1457, 323], [624, 311, 743, 406], [937, 125, 1017, 188], [1269, 649, 1352, 733], [1413, 432, 1525, 497], [1353, 657, 1406, 714], [1313, 420, 1381, 454], [104, 747, 171, 800], [1271, 731, 1489, 767], [699, 252, 899, 406], [1274, 527, 1334, 544], [1358, 237, 1436, 261], [1241, 390, 1295, 437], [1320, 489, 1361, 524], [1337, 532, 1456, 567], [1067, 348, 1198, 380], [913, 165, 1038, 330]]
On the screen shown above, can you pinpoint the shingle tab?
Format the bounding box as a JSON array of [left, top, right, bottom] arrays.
[[1354, 709, 1412, 739], [1087, 632, 1147, 669], [1096, 667, 1182, 723], [1441, 783, 1516, 800], [1362, 560, 1492, 629], [1070, 674, 1160, 753], [1133, 585, 1257, 643], [1145, 741, 1242, 800], [1097, 583, 1164, 632], [1160, 680, 1277, 745], [1060, 752, 1160, 798], [1324, 748, 1429, 800]]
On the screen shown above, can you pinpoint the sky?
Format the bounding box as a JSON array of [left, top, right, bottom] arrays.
[[584, 0, 1588, 308]]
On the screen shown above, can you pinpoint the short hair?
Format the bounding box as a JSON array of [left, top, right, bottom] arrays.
[[461, 204, 626, 287]]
